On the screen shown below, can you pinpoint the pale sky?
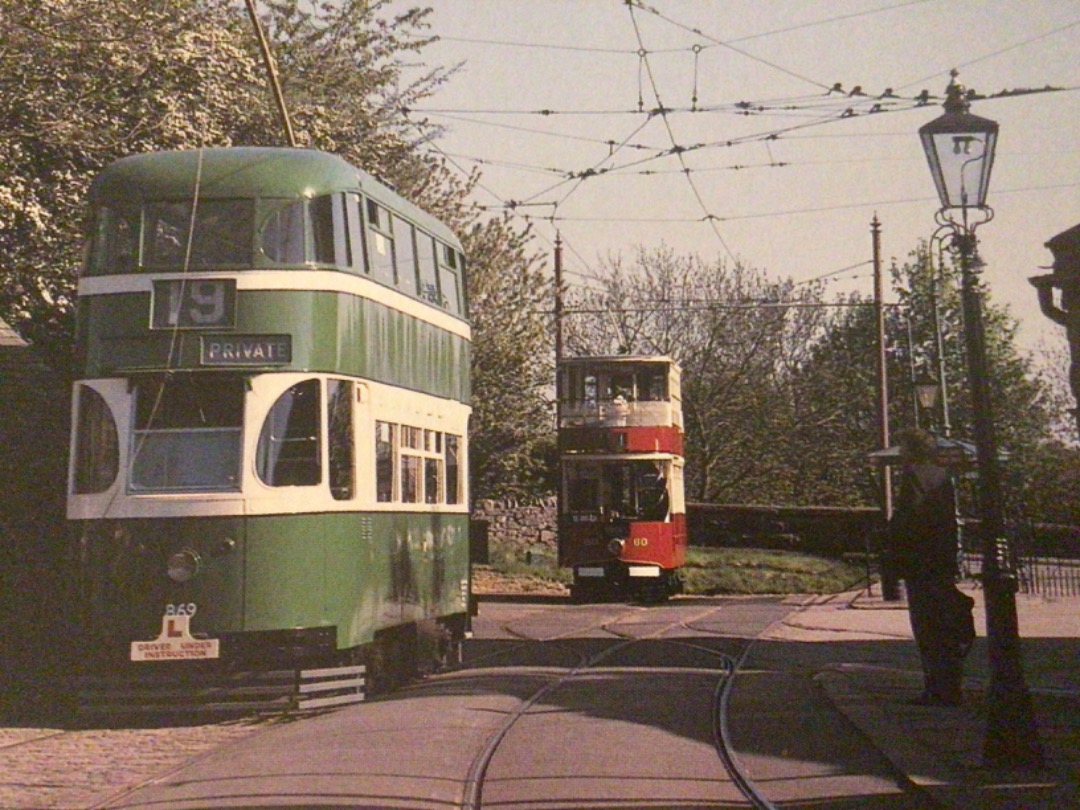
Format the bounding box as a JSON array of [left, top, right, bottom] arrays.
[[392, 1, 1079, 356]]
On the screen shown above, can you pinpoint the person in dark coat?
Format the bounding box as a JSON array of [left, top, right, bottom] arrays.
[[888, 428, 975, 706]]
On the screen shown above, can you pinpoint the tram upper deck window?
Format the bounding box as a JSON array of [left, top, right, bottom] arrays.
[[73, 385, 119, 494], [260, 200, 306, 264], [639, 368, 667, 401], [89, 206, 140, 275], [438, 243, 463, 315], [417, 234, 440, 305], [607, 374, 634, 401], [257, 379, 321, 487], [366, 200, 396, 287], [311, 194, 353, 267], [129, 375, 243, 492], [393, 216, 419, 297], [144, 200, 253, 268]]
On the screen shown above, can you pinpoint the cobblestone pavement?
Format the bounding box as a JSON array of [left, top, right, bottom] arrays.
[[0, 720, 270, 809]]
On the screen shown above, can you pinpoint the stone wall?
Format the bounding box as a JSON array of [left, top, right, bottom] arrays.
[[472, 497, 558, 564]]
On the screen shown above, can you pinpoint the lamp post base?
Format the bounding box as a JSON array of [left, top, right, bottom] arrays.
[[981, 571, 1044, 770]]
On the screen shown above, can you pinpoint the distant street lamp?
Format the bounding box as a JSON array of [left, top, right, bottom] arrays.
[[914, 376, 941, 415], [918, 71, 1043, 769]]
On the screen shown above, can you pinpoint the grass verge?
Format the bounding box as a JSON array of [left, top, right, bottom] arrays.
[[477, 545, 870, 596]]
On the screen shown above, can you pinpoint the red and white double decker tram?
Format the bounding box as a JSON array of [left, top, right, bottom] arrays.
[[557, 356, 686, 601]]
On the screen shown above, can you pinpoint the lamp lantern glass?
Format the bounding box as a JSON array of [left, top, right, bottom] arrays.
[[915, 379, 941, 411], [918, 88, 999, 209]]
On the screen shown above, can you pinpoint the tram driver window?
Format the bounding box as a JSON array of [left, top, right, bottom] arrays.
[[565, 466, 601, 513], [257, 379, 321, 487], [130, 375, 243, 492]]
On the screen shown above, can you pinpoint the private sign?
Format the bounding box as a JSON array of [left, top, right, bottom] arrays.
[[130, 614, 220, 661]]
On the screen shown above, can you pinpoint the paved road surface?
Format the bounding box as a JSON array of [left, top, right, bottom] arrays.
[[3, 597, 944, 809]]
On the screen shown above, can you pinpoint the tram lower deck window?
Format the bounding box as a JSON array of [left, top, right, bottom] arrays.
[[73, 385, 119, 494], [257, 380, 321, 487], [129, 375, 243, 492]]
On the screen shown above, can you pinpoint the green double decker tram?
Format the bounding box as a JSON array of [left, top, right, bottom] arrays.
[[68, 148, 471, 712]]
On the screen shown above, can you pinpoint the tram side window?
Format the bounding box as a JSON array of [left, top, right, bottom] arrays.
[[327, 379, 354, 501], [400, 425, 422, 503], [90, 206, 140, 275], [438, 244, 463, 315], [311, 193, 351, 267], [393, 216, 419, 296], [130, 375, 243, 492], [445, 434, 461, 505], [73, 386, 119, 494], [144, 200, 253, 268], [260, 200, 306, 264], [375, 422, 456, 505], [257, 379, 321, 487], [375, 421, 395, 502], [366, 199, 396, 287], [417, 234, 440, 306], [345, 193, 366, 274]]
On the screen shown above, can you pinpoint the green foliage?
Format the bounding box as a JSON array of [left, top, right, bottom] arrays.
[[0, 0, 553, 502], [562, 241, 1069, 523], [479, 546, 867, 596], [680, 547, 867, 595], [1013, 441, 1080, 527], [466, 216, 554, 500], [0, 1, 265, 366], [564, 246, 847, 504]]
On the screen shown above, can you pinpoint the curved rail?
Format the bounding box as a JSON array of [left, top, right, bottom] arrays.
[[459, 604, 781, 810]]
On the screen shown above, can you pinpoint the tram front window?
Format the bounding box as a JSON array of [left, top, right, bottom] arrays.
[[257, 380, 321, 487], [73, 385, 119, 494], [130, 375, 243, 492], [564, 461, 668, 521], [144, 200, 254, 268]]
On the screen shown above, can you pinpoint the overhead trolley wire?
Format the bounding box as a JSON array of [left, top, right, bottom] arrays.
[[626, 1, 737, 263]]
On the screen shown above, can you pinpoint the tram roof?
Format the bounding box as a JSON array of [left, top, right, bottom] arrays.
[[557, 355, 679, 368], [89, 147, 460, 245]]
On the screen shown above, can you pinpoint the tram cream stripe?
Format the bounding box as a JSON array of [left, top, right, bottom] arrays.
[[77, 271, 471, 339]]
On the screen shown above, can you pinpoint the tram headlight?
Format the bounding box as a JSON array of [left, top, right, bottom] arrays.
[[167, 549, 201, 583], [607, 538, 626, 556]]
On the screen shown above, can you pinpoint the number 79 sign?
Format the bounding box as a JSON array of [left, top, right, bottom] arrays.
[[152, 279, 236, 329]]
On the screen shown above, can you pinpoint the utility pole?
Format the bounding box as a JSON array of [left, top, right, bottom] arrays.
[[554, 235, 564, 568], [873, 216, 899, 600], [554, 234, 564, 368]]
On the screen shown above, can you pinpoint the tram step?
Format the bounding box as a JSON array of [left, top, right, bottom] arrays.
[[74, 664, 366, 718]]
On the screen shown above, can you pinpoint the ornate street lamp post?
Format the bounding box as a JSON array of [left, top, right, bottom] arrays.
[[918, 71, 1043, 768]]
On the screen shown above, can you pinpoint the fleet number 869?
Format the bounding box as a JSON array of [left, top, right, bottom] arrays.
[[165, 603, 197, 616]]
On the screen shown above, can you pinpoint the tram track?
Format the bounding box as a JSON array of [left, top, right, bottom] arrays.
[[458, 603, 780, 810], [0, 728, 69, 751]]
